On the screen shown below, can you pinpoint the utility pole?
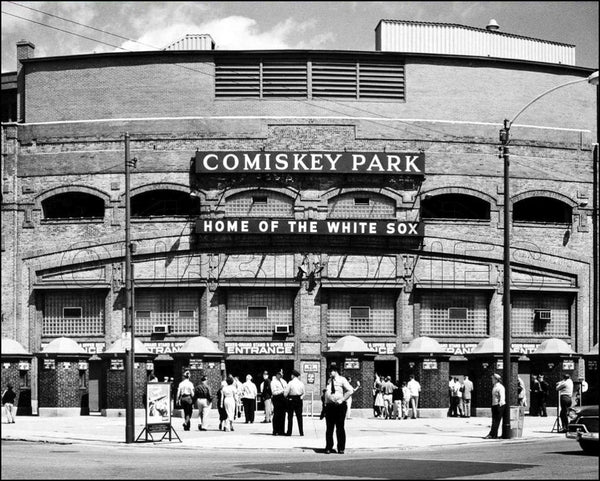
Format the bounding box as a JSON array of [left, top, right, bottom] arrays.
[[499, 120, 512, 439], [124, 132, 136, 443]]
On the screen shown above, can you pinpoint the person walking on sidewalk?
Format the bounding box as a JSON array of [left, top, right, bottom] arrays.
[[284, 369, 305, 436], [407, 374, 421, 419], [176, 371, 195, 431], [260, 371, 273, 423], [270, 369, 288, 435], [241, 374, 258, 424], [216, 380, 228, 431], [194, 375, 212, 431], [484, 373, 505, 439], [2, 383, 17, 424], [462, 376, 474, 417], [556, 373, 573, 432], [221, 375, 237, 432], [323, 364, 354, 454]]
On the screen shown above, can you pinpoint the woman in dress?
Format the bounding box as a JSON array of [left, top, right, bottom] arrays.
[[221, 375, 237, 432], [216, 380, 228, 430]]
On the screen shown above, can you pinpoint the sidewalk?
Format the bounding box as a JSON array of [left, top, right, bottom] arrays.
[[0, 413, 565, 451]]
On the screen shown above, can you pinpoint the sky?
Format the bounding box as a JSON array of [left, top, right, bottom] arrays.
[[1, 1, 598, 73]]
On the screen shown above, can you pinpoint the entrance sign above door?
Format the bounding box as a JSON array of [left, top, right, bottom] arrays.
[[224, 342, 295, 355]]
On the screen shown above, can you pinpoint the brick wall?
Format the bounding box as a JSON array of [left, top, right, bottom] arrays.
[[399, 357, 450, 408], [38, 359, 86, 408], [104, 360, 149, 409], [529, 356, 580, 408]]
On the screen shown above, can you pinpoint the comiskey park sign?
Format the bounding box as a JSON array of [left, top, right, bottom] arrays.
[[195, 151, 425, 175]]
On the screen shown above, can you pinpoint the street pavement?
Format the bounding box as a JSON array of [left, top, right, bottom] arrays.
[[1, 411, 566, 452]]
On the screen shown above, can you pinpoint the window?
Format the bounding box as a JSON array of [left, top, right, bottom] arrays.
[[225, 191, 293, 217], [248, 306, 268, 318], [512, 294, 570, 337], [43, 290, 105, 336], [63, 307, 82, 318], [226, 289, 294, 334], [215, 56, 405, 101], [134, 288, 199, 335], [422, 194, 490, 220], [42, 192, 104, 219], [132, 190, 199, 217], [328, 290, 395, 335], [513, 197, 572, 224], [328, 193, 395, 219], [252, 195, 268, 204], [419, 291, 488, 336]]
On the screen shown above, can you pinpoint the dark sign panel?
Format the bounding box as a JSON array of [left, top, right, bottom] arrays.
[[195, 151, 425, 175], [196, 219, 423, 236]]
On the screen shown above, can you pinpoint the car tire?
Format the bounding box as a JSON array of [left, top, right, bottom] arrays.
[[579, 441, 597, 455]]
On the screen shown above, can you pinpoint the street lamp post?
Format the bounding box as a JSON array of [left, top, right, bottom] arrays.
[[124, 132, 137, 443], [499, 71, 598, 439]]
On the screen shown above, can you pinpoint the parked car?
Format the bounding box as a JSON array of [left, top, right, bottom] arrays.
[[566, 405, 598, 455]]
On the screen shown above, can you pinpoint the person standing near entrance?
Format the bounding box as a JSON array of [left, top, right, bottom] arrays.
[[2, 383, 17, 424], [537, 374, 549, 417], [194, 376, 212, 431], [241, 374, 258, 423], [462, 376, 474, 418], [484, 373, 505, 439], [260, 371, 273, 423], [284, 369, 305, 436], [176, 371, 195, 431], [323, 365, 354, 454], [221, 375, 237, 432], [407, 374, 421, 419], [270, 369, 288, 435], [556, 373, 573, 432]]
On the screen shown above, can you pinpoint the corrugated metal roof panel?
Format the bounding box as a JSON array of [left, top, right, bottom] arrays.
[[164, 34, 215, 51], [375, 20, 575, 65]]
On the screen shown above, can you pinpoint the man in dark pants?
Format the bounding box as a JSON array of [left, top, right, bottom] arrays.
[[484, 373, 505, 439], [270, 370, 287, 435], [556, 373, 574, 432], [285, 369, 306, 436], [323, 365, 354, 454], [537, 374, 549, 417]]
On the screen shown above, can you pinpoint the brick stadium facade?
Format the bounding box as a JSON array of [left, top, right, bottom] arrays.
[[1, 24, 598, 416]]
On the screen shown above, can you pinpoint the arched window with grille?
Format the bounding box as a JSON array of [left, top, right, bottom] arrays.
[[328, 192, 395, 219], [42, 192, 104, 219], [421, 193, 490, 220], [131, 189, 199, 217], [513, 197, 572, 224]]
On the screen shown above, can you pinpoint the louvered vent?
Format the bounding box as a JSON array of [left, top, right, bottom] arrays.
[[359, 62, 405, 99], [263, 62, 307, 97], [215, 63, 260, 98], [312, 62, 357, 98]]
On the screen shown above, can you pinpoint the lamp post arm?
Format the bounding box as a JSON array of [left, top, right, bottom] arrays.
[[508, 77, 588, 129]]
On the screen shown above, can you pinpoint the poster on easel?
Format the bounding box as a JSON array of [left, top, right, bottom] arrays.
[[146, 382, 171, 433]]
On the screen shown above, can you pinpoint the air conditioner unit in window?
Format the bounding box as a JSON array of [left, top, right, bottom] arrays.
[[534, 309, 551, 321], [152, 324, 172, 334], [274, 324, 291, 334]]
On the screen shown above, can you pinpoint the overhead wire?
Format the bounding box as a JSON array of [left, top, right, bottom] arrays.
[[1, 3, 464, 140], [2, 4, 592, 184]]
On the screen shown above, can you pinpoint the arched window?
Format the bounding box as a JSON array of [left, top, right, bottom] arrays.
[[42, 192, 104, 219], [225, 190, 293, 217], [131, 190, 199, 217], [421, 194, 490, 220], [513, 197, 572, 223], [328, 192, 395, 219]]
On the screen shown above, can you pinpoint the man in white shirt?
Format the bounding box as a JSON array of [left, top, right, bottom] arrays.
[[176, 370, 195, 431], [556, 373, 574, 432], [407, 374, 421, 419], [270, 370, 288, 435], [484, 373, 506, 439], [284, 369, 306, 436], [323, 364, 354, 454], [241, 374, 258, 424]]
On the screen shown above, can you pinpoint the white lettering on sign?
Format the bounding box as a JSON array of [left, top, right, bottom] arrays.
[[196, 151, 425, 174], [145, 342, 185, 354], [224, 342, 294, 355]]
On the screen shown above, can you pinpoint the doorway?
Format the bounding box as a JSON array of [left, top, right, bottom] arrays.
[[225, 360, 294, 410], [375, 360, 397, 382]]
